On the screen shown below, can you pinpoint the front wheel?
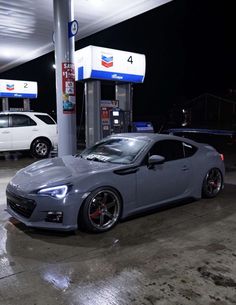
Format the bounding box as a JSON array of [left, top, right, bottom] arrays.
[[79, 187, 122, 233], [202, 168, 223, 198], [30, 138, 51, 158]]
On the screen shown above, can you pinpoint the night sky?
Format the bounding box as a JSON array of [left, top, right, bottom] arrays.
[[0, 0, 235, 128]]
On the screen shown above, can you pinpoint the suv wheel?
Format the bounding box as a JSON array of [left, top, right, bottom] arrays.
[[30, 138, 51, 158]]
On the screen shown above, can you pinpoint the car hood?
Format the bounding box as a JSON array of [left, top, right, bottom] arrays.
[[8, 155, 122, 193]]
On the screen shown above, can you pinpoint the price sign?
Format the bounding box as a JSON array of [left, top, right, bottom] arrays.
[[62, 63, 76, 114]]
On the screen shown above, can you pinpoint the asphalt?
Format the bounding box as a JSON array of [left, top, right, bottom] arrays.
[[0, 150, 236, 305]]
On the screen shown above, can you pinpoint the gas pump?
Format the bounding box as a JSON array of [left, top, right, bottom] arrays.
[[100, 99, 118, 138], [75, 45, 146, 147], [100, 101, 131, 137], [110, 108, 131, 134]]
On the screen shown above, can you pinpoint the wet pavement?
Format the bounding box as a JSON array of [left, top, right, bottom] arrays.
[[0, 151, 236, 305]]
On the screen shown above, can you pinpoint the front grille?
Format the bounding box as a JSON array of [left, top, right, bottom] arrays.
[[6, 190, 36, 218]]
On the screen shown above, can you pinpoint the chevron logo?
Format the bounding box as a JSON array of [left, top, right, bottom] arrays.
[[101, 54, 113, 68], [6, 84, 14, 91]]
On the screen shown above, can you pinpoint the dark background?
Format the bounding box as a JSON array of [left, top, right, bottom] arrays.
[[0, 0, 235, 129]]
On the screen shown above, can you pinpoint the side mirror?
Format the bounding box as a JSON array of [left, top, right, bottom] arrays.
[[148, 155, 165, 168]]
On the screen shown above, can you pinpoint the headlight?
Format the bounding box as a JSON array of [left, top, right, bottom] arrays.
[[37, 185, 69, 199]]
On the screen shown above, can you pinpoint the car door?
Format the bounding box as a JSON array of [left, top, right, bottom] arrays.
[[136, 139, 192, 208], [10, 114, 37, 150], [0, 114, 12, 151]]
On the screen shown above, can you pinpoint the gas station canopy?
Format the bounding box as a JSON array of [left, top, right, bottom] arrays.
[[0, 0, 171, 73]]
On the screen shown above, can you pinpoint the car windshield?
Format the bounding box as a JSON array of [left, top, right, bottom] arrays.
[[80, 137, 149, 164]]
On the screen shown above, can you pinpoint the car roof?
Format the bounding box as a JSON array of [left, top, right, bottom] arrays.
[[0, 111, 49, 115], [109, 132, 200, 146]]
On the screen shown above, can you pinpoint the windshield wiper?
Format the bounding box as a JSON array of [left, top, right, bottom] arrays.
[[75, 154, 83, 158]]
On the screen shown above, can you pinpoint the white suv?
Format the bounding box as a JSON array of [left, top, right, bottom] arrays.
[[0, 111, 58, 158]]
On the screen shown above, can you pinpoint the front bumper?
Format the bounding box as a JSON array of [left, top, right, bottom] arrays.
[[6, 187, 84, 231]]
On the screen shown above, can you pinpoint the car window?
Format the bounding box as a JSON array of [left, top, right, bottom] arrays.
[[81, 137, 149, 164], [35, 114, 56, 125], [149, 140, 184, 162], [0, 115, 9, 128], [183, 142, 198, 157], [10, 114, 36, 127]]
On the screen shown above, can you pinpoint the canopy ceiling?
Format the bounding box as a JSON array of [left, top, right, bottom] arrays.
[[0, 0, 171, 73]]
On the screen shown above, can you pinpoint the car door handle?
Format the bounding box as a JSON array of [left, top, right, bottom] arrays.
[[32, 128, 39, 131], [181, 165, 189, 171], [1, 131, 10, 134]]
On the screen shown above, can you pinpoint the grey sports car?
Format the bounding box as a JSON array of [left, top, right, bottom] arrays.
[[6, 133, 225, 233]]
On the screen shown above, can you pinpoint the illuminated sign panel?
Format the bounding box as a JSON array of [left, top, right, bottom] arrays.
[[0, 79, 38, 98], [75, 45, 146, 83]]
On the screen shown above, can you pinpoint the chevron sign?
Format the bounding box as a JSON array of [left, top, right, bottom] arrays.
[[101, 55, 113, 68]]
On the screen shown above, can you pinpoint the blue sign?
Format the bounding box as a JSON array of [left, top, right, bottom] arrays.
[[133, 122, 154, 133], [0, 92, 37, 98], [77, 67, 144, 83], [68, 20, 78, 38]]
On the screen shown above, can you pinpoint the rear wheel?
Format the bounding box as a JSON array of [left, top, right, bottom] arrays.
[[30, 138, 51, 158], [79, 187, 122, 233], [202, 168, 223, 198]]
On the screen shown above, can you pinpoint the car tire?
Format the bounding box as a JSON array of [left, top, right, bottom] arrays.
[[79, 187, 122, 233], [202, 168, 223, 198], [30, 138, 51, 159]]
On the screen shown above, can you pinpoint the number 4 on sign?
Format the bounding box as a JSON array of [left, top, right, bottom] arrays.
[[127, 56, 133, 64]]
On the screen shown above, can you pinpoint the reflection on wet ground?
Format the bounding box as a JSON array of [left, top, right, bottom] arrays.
[[0, 152, 236, 305]]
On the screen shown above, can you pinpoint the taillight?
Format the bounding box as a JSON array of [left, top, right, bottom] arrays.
[[220, 154, 224, 161]]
